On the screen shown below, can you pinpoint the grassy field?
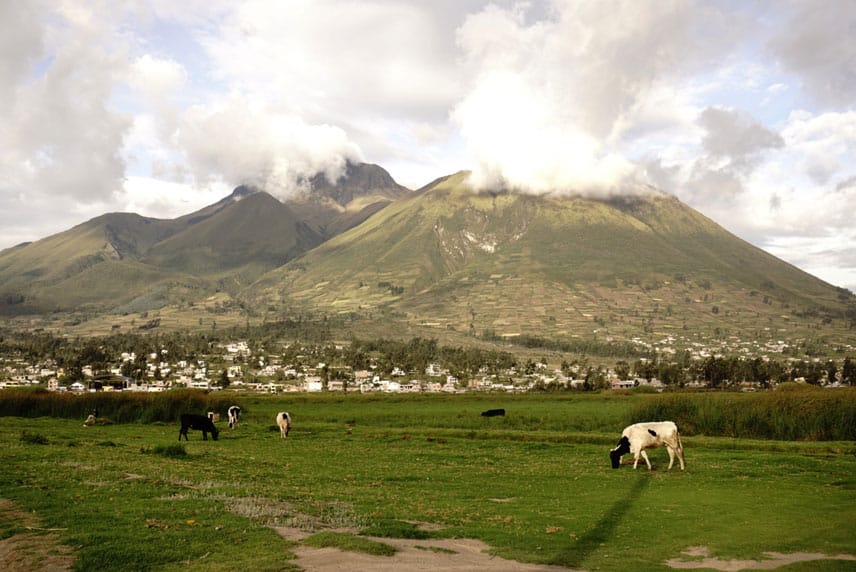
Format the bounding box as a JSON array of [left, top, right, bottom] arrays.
[[1, 393, 855, 571]]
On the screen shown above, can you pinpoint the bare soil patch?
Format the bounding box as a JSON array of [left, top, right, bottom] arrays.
[[0, 499, 75, 572], [666, 546, 856, 571], [273, 525, 579, 571]]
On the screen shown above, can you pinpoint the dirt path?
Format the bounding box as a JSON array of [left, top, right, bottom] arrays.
[[275, 526, 579, 571], [0, 499, 75, 572], [666, 546, 856, 571]]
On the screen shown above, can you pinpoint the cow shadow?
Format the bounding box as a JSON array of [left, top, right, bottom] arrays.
[[548, 475, 649, 568]]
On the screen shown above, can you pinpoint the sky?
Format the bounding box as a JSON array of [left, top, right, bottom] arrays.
[[1, 0, 855, 291]]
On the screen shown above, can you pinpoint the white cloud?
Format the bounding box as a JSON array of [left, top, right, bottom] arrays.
[[0, 1, 130, 206], [453, 71, 635, 194], [178, 98, 364, 198], [122, 175, 229, 220], [451, 0, 745, 195], [767, 1, 856, 108]]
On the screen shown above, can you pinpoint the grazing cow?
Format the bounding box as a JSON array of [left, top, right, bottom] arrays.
[[481, 408, 506, 417], [610, 421, 685, 471], [228, 405, 241, 429], [275, 411, 292, 439], [207, 411, 220, 423], [179, 413, 220, 441], [83, 414, 96, 427]]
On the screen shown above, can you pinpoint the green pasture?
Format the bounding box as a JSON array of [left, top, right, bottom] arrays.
[[1, 393, 854, 571]]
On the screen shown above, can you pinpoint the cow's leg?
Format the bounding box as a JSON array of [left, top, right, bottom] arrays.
[[202, 430, 208, 441], [640, 450, 652, 470], [667, 446, 675, 470], [632, 452, 640, 469]]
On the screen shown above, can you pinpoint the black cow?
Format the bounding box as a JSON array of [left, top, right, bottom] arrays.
[[179, 413, 219, 441], [481, 408, 506, 417]]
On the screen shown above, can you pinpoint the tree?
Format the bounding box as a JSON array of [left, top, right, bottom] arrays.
[[843, 358, 855, 386], [826, 361, 838, 385], [614, 360, 631, 380]]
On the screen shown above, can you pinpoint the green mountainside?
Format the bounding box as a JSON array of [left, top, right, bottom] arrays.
[[0, 166, 852, 347], [248, 172, 853, 344], [142, 192, 323, 282], [0, 163, 405, 315]]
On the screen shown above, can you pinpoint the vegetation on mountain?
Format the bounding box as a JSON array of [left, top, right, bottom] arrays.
[[0, 163, 406, 314], [249, 171, 855, 348], [0, 166, 854, 357]]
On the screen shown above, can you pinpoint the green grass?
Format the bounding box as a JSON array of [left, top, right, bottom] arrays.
[[0, 393, 854, 571], [303, 531, 396, 556]]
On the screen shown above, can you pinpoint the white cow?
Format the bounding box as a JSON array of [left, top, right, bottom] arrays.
[[610, 421, 685, 470], [228, 405, 241, 429], [276, 411, 292, 439]]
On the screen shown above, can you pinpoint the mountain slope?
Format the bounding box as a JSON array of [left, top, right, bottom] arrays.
[[0, 213, 185, 314], [248, 172, 849, 341], [143, 192, 323, 283], [0, 164, 410, 315]]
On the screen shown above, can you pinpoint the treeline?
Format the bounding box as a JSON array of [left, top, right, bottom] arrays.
[[630, 355, 856, 388], [629, 387, 856, 441], [0, 389, 234, 423], [481, 330, 651, 358], [351, 337, 517, 377]]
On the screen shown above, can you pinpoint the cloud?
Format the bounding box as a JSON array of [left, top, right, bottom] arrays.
[[767, 1, 856, 108], [453, 70, 635, 194], [698, 107, 784, 171], [200, 1, 467, 123], [452, 0, 744, 195], [0, 2, 45, 102], [178, 98, 364, 198], [0, 2, 130, 208]]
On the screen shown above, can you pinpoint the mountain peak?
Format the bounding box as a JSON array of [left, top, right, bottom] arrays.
[[287, 162, 411, 239], [305, 162, 410, 205], [230, 185, 261, 200]]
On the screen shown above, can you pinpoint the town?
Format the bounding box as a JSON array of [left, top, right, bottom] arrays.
[[1, 329, 854, 393]]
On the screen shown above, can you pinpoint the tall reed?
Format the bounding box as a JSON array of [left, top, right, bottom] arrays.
[[628, 387, 856, 440], [0, 389, 234, 423]]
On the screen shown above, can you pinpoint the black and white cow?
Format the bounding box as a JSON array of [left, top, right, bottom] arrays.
[[276, 411, 292, 439], [610, 421, 684, 470], [179, 413, 220, 441], [228, 405, 241, 429]]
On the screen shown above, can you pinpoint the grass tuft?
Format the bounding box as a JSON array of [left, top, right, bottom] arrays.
[[20, 430, 48, 445], [302, 531, 396, 556], [360, 519, 431, 539], [142, 444, 188, 458]]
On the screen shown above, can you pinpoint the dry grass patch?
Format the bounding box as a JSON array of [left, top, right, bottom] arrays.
[[0, 499, 75, 572]]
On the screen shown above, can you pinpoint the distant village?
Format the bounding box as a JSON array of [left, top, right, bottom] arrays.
[[2, 336, 853, 393]]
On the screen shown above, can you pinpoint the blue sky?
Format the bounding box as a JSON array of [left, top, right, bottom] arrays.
[[1, 0, 854, 290]]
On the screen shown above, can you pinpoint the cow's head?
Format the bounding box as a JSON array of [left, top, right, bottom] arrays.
[[211, 427, 220, 441], [610, 436, 630, 469]]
